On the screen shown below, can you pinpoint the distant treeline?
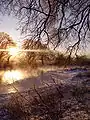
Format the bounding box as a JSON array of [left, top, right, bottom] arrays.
[[54, 54, 90, 66], [0, 50, 90, 70], [0, 34, 90, 70], [20, 51, 90, 68], [22, 39, 90, 67]]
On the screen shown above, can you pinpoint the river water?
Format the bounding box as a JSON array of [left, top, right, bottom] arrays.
[[0, 66, 61, 94], [0, 67, 88, 94]]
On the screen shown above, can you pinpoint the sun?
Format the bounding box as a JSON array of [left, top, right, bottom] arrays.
[[8, 47, 20, 56]]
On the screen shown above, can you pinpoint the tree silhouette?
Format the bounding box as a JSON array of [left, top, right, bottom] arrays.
[[0, 32, 15, 69], [22, 39, 48, 66], [0, 0, 90, 55]]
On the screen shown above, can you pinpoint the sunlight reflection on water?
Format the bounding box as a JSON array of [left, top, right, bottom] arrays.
[[2, 66, 59, 84], [2, 70, 23, 84], [0, 66, 59, 93]]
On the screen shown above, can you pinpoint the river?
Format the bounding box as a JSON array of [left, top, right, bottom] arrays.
[[0, 67, 88, 94]]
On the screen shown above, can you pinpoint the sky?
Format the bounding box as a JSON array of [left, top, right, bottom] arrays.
[[0, 15, 21, 44], [0, 14, 90, 56]]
